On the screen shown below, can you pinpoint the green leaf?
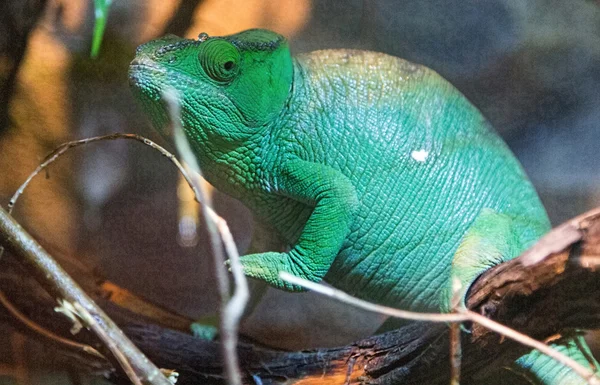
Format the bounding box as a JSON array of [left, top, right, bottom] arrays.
[[91, 0, 112, 58]]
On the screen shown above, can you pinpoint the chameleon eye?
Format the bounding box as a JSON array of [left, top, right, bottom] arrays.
[[198, 39, 240, 83]]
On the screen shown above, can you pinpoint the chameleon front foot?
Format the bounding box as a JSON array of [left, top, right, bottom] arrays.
[[229, 251, 316, 292]]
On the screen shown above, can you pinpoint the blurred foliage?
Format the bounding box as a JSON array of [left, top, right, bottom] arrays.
[[91, 0, 112, 58]]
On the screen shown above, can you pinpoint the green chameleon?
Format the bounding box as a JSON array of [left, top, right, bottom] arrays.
[[129, 29, 597, 383]]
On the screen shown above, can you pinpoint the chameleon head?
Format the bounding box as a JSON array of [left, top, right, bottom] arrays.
[[128, 29, 294, 143]]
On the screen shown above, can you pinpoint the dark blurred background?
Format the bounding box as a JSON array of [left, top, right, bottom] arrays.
[[0, 1, 599, 383]]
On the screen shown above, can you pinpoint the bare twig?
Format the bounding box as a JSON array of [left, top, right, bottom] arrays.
[[279, 272, 600, 385], [0, 291, 105, 360], [464, 310, 599, 385], [0, 206, 172, 385], [278, 272, 468, 322], [164, 88, 249, 385], [6, 133, 194, 214]]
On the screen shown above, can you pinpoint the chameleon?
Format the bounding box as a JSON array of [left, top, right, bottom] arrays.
[[129, 29, 597, 383]]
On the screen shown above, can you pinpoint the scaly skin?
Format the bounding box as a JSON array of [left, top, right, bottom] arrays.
[[129, 29, 597, 384]]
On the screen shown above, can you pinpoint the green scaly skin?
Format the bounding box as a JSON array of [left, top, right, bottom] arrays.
[[129, 29, 597, 384]]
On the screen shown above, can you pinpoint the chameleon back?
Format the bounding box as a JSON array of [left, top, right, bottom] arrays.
[[265, 49, 551, 311]]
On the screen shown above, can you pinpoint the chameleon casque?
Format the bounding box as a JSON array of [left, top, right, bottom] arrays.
[[129, 29, 597, 383]]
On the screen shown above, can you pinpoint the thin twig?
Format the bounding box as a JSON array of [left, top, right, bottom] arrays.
[[163, 88, 248, 385], [0, 206, 172, 385], [216, 214, 249, 353], [279, 272, 600, 385], [6, 133, 196, 214], [279, 272, 468, 322], [0, 291, 105, 360], [464, 310, 599, 385]]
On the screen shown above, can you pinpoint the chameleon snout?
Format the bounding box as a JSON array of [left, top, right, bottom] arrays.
[[128, 56, 167, 97]]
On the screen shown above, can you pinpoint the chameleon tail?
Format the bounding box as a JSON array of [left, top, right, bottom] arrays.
[[507, 335, 598, 384]]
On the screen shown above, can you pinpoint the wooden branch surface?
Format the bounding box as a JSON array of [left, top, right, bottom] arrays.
[[1, 208, 600, 384]]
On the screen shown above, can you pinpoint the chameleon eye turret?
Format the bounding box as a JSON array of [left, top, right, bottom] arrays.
[[197, 39, 240, 83]]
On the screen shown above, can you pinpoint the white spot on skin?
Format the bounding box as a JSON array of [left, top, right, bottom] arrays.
[[411, 149, 429, 162]]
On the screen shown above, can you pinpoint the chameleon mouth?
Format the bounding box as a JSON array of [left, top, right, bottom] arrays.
[[128, 58, 173, 135], [128, 58, 166, 100]]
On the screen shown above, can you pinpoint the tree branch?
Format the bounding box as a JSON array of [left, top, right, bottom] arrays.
[[2, 206, 600, 384], [0, 205, 172, 385]]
